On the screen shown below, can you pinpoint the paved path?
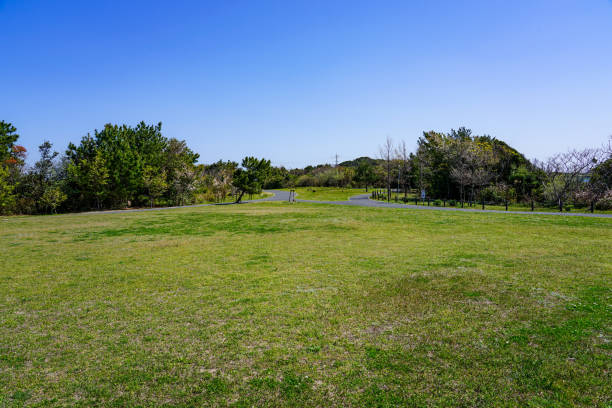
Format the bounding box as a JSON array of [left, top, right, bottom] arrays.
[[265, 190, 612, 218], [73, 190, 611, 218]]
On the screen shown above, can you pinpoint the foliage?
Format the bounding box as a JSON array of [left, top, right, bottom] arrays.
[[1, 118, 610, 214], [232, 157, 271, 202], [17, 141, 67, 214], [536, 149, 601, 211], [265, 166, 295, 189], [354, 161, 377, 190], [0, 165, 15, 213], [204, 160, 237, 203], [62, 122, 201, 210], [0, 120, 19, 164], [143, 166, 168, 208]]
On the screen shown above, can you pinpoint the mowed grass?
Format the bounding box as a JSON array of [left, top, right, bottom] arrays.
[[283, 187, 366, 201], [377, 194, 612, 214], [1, 203, 611, 407], [197, 191, 272, 204]]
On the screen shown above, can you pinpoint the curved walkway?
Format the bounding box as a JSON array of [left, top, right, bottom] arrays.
[[74, 190, 611, 218], [264, 190, 612, 218]]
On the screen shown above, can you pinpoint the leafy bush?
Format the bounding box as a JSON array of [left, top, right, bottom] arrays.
[[433, 199, 442, 206], [449, 199, 457, 207], [595, 191, 612, 210]]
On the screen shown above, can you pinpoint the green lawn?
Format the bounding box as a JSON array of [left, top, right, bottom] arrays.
[[197, 191, 272, 204], [282, 187, 366, 201], [1, 203, 611, 407], [376, 193, 612, 214]]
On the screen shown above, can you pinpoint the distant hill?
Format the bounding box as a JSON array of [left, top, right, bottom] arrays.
[[339, 156, 381, 168]]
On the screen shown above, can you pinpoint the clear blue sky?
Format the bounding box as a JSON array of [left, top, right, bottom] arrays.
[[2, 0, 611, 167]]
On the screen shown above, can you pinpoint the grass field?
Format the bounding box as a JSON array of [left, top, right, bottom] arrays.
[[197, 191, 272, 204], [1, 203, 611, 407], [374, 193, 612, 214], [282, 187, 366, 201]]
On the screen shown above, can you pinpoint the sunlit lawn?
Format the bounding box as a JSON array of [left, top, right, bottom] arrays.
[[197, 191, 272, 204], [1, 203, 610, 407], [375, 193, 612, 214], [282, 187, 366, 201]]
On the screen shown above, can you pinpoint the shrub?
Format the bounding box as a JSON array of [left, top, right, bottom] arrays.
[[595, 191, 612, 210], [449, 199, 457, 207], [433, 199, 442, 206]]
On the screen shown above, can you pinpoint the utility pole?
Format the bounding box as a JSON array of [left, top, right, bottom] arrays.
[[334, 153, 340, 187], [397, 164, 401, 202]]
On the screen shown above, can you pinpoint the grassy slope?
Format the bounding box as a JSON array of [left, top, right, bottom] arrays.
[[282, 187, 366, 201], [1, 203, 611, 407]]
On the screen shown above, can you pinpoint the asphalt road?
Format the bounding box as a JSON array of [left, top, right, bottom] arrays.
[[264, 190, 612, 218], [72, 190, 611, 218]]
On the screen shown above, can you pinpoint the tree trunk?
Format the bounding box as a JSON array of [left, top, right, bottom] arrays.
[[236, 191, 245, 203], [591, 201, 594, 213], [558, 199, 563, 212]]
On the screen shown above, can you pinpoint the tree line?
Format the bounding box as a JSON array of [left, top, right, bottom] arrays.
[[1, 120, 611, 214], [371, 128, 611, 212], [0, 121, 271, 214], [264, 128, 611, 212]]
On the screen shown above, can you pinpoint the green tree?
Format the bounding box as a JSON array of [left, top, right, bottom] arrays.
[[0, 121, 19, 163], [41, 186, 67, 214], [264, 166, 295, 189], [582, 156, 612, 212], [23, 141, 66, 214], [143, 165, 168, 208], [355, 161, 376, 191], [88, 151, 110, 209], [0, 165, 15, 214], [66, 149, 109, 209], [65, 122, 175, 209], [232, 157, 271, 202], [510, 165, 541, 211], [163, 138, 199, 205]]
